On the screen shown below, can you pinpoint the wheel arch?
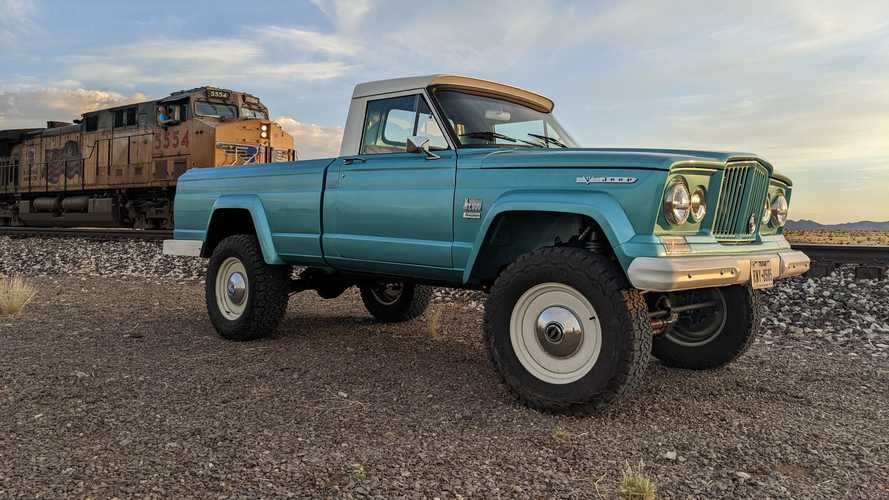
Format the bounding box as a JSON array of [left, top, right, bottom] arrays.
[[462, 193, 637, 286], [202, 195, 283, 265]]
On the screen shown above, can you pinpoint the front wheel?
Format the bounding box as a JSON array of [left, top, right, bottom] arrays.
[[359, 281, 432, 322], [652, 285, 761, 369], [205, 234, 290, 341], [484, 247, 652, 415]]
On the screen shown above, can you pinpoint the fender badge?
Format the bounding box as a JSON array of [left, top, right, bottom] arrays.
[[576, 176, 638, 184], [462, 198, 482, 219]]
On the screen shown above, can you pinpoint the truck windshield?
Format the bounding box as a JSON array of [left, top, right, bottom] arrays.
[[195, 101, 238, 119], [434, 90, 578, 148]]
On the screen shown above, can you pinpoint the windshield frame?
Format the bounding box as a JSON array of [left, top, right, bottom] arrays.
[[194, 100, 239, 119], [429, 87, 578, 149]]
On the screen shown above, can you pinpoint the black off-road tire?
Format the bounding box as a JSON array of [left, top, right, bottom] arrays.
[[359, 281, 432, 323], [652, 285, 761, 369], [205, 234, 290, 341], [484, 247, 652, 415]]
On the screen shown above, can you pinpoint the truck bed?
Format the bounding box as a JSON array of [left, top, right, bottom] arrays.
[[173, 159, 336, 263]]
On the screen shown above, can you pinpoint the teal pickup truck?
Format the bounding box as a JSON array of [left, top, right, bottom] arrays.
[[164, 75, 809, 414]]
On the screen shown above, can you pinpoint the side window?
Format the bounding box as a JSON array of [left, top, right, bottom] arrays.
[[360, 95, 449, 155], [416, 99, 448, 150]]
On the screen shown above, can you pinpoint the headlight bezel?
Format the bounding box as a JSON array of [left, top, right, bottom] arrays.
[[689, 186, 707, 223], [761, 198, 772, 226], [771, 193, 789, 227], [663, 177, 692, 226]]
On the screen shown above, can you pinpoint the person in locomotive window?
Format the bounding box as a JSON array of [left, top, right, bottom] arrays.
[[157, 105, 177, 126]]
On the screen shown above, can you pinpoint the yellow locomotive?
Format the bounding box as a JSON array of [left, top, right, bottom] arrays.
[[0, 86, 295, 228]]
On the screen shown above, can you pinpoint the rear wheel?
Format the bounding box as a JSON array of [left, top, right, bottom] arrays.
[[359, 281, 432, 322], [484, 247, 651, 415], [652, 285, 760, 369], [205, 234, 290, 341]]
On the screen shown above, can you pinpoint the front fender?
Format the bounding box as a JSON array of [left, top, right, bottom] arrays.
[[461, 191, 638, 283], [210, 195, 284, 265]]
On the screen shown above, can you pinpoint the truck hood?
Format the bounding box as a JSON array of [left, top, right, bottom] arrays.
[[476, 147, 775, 173]]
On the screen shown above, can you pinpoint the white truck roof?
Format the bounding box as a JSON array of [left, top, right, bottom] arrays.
[[352, 74, 554, 113]]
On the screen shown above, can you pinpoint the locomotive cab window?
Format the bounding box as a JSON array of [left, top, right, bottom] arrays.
[[241, 107, 268, 119], [114, 107, 137, 128], [195, 101, 238, 119]]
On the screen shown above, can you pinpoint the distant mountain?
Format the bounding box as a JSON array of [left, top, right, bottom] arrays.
[[786, 219, 889, 231]]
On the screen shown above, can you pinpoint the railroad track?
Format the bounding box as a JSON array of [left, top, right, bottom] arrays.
[[790, 243, 889, 265], [0, 226, 172, 241]]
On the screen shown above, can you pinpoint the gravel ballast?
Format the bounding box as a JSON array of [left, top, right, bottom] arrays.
[[1, 237, 887, 498]]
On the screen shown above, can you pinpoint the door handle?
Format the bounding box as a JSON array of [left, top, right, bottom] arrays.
[[343, 157, 366, 166]]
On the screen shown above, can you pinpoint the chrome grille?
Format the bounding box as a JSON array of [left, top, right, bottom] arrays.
[[712, 162, 770, 241]]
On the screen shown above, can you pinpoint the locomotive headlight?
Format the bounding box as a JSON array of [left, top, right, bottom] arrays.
[[771, 194, 789, 227], [663, 178, 691, 226], [260, 124, 268, 131], [260, 131, 268, 139], [689, 187, 707, 222]]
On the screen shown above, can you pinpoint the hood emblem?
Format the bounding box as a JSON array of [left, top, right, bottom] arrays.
[[576, 176, 638, 185]]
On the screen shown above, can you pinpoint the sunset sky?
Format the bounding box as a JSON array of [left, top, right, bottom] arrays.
[[1, 0, 887, 223]]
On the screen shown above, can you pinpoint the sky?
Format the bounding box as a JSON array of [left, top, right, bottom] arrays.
[[1, 0, 887, 223]]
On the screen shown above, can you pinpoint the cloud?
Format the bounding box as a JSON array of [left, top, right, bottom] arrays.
[[0, 0, 39, 47], [309, 0, 371, 31], [275, 116, 343, 159], [64, 35, 355, 88], [259, 26, 360, 56], [0, 87, 147, 128]]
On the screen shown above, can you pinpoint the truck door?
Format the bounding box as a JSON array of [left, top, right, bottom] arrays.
[[324, 93, 456, 270]]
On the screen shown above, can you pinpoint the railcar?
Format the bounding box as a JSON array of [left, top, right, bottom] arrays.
[[0, 86, 296, 228]]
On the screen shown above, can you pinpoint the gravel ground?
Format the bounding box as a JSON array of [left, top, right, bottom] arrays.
[[1, 237, 888, 498]]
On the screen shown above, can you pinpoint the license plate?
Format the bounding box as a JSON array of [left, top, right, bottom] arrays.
[[750, 259, 774, 289]]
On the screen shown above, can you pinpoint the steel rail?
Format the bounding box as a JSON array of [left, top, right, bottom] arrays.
[[0, 226, 172, 241], [790, 243, 889, 264]]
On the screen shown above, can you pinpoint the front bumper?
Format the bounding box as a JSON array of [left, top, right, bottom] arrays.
[[626, 249, 810, 292]]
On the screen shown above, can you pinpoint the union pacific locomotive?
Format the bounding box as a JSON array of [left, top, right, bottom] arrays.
[[0, 86, 296, 228]]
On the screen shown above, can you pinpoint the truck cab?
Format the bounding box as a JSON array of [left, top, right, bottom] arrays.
[[165, 74, 810, 415]]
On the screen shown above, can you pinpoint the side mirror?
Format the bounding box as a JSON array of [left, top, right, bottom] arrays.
[[406, 135, 440, 160]]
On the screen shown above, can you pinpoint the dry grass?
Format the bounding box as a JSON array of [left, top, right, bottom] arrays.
[[551, 425, 571, 444], [785, 229, 889, 246], [0, 275, 37, 317], [426, 306, 442, 340], [617, 461, 657, 500]]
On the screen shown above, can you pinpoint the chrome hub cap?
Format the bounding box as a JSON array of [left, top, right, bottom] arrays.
[[216, 257, 249, 320], [227, 272, 247, 305], [370, 281, 403, 306], [535, 306, 583, 358], [510, 283, 602, 385]]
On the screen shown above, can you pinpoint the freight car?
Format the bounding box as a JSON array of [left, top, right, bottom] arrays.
[[0, 86, 296, 228]]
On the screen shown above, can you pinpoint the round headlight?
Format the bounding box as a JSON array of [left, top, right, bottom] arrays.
[[689, 187, 707, 222], [771, 194, 789, 227], [761, 198, 771, 225], [261, 124, 269, 131], [663, 178, 691, 225], [260, 131, 268, 139]]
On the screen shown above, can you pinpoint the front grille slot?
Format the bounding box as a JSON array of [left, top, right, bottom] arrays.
[[712, 162, 769, 241]]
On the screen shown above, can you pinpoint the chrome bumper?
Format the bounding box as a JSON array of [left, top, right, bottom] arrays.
[[627, 250, 810, 292], [162, 239, 203, 257]]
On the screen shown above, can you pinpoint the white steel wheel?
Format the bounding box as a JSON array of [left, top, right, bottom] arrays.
[[509, 282, 603, 385], [215, 257, 249, 320]]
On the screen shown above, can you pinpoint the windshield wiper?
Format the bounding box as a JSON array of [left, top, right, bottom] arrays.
[[527, 133, 568, 148], [460, 131, 542, 147]]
